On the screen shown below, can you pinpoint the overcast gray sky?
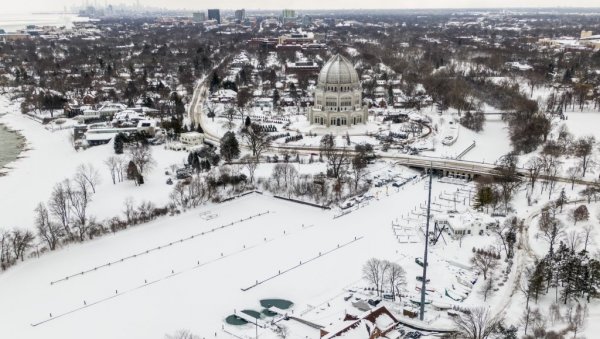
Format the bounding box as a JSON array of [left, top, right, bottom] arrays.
[[4, 0, 600, 13]]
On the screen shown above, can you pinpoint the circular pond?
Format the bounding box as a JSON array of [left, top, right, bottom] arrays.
[[224, 315, 248, 326], [259, 298, 293, 309]]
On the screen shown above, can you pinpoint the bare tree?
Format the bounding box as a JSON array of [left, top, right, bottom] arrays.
[[519, 267, 535, 334], [35, 202, 63, 251], [564, 230, 582, 252], [582, 224, 594, 252], [379, 259, 391, 296], [520, 307, 533, 336], [541, 155, 561, 199], [351, 152, 368, 191], [385, 261, 406, 301], [284, 164, 298, 189], [572, 136, 595, 177], [495, 153, 522, 211], [128, 142, 156, 174], [242, 123, 271, 160], [481, 273, 495, 301], [528, 308, 548, 335], [452, 307, 501, 339], [569, 303, 587, 338], [170, 182, 189, 209], [0, 229, 12, 269], [66, 182, 91, 242], [48, 181, 73, 241], [123, 197, 137, 225], [10, 228, 35, 262], [224, 105, 236, 130], [526, 156, 543, 190], [115, 156, 126, 182], [180, 175, 208, 208], [164, 329, 200, 339], [76, 163, 101, 193], [363, 258, 382, 296], [320, 134, 349, 179], [242, 155, 258, 183], [566, 166, 581, 190], [105, 156, 120, 185], [492, 217, 517, 258], [548, 302, 562, 326], [271, 163, 287, 189], [538, 206, 564, 255], [471, 250, 499, 280]]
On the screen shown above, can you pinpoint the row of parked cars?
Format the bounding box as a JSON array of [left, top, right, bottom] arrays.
[[340, 192, 375, 210], [374, 174, 418, 188]]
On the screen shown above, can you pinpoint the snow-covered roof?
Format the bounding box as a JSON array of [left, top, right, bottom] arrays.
[[318, 54, 359, 85]]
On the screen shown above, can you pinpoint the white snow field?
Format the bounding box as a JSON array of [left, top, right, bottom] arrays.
[[0, 98, 187, 229], [0, 175, 492, 339]]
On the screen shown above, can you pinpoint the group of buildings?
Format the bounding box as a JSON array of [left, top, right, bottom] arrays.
[[191, 8, 306, 26], [537, 30, 600, 51]]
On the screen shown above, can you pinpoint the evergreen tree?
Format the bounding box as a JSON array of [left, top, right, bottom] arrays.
[[114, 133, 126, 154], [220, 131, 240, 162], [192, 154, 201, 173], [201, 159, 211, 172], [585, 259, 600, 301], [127, 161, 140, 184], [529, 260, 547, 302], [556, 188, 567, 212], [187, 152, 193, 166], [559, 250, 581, 304], [272, 89, 280, 107], [210, 72, 220, 92]]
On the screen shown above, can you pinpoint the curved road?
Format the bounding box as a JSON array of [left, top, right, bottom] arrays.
[[189, 83, 597, 185]]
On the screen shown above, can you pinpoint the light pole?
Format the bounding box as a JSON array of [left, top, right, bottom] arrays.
[[419, 165, 433, 321]]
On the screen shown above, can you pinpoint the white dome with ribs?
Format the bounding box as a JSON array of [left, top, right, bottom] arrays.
[[317, 54, 359, 85]]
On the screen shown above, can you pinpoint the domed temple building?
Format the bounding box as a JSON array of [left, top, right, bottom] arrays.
[[308, 54, 368, 127]]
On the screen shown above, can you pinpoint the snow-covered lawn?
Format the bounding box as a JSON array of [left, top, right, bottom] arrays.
[[0, 101, 187, 230], [0, 175, 504, 339]]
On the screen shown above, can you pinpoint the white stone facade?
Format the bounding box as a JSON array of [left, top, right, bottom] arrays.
[[308, 54, 368, 127]]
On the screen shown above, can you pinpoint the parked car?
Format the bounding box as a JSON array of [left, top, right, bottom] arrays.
[[175, 168, 192, 180], [392, 180, 406, 187]]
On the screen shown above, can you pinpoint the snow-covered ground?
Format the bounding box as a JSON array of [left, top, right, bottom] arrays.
[[0, 96, 187, 230], [0, 170, 507, 339]]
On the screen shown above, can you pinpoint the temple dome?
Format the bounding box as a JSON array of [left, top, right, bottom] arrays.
[[317, 54, 359, 85]]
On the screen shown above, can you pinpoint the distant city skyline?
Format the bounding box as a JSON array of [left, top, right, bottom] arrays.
[[4, 0, 600, 14]]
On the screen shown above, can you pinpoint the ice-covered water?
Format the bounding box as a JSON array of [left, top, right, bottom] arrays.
[[0, 13, 88, 32], [0, 120, 23, 169]]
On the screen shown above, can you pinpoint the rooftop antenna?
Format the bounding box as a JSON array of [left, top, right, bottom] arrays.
[[419, 164, 433, 321]]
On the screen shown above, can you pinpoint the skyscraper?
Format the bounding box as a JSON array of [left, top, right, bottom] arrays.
[[192, 12, 206, 23], [208, 9, 221, 24], [281, 9, 296, 18], [281, 9, 297, 25], [234, 9, 246, 22]]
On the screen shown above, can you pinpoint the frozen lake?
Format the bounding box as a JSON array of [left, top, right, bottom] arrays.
[[0, 121, 23, 170], [0, 13, 88, 32]]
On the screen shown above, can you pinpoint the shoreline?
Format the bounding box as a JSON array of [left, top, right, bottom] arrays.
[[0, 123, 27, 176], [0, 96, 29, 176]]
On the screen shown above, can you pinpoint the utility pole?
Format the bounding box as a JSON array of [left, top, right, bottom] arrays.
[[419, 165, 433, 320]]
